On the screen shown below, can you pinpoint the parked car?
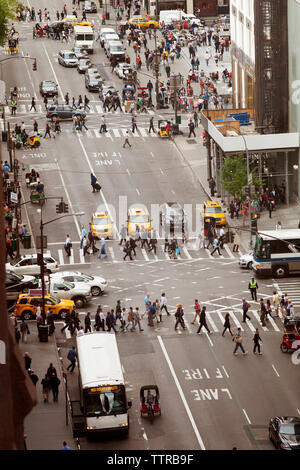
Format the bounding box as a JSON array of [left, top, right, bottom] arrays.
[[58, 50, 78, 67], [46, 104, 86, 120], [50, 271, 108, 296], [39, 80, 58, 97], [6, 271, 36, 301], [48, 280, 92, 308], [6, 254, 59, 277], [85, 69, 103, 91], [77, 58, 92, 73]]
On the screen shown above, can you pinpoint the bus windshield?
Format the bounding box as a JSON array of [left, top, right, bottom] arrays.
[[84, 385, 126, 417]]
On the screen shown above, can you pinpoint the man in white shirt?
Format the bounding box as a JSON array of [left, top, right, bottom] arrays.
[[64, 234, 72, 257], [219, 227, 225, 249], [160, 292, 170, 316]]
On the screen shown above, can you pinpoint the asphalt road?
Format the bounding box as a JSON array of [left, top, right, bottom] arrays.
[[2, 1, 300, 451]]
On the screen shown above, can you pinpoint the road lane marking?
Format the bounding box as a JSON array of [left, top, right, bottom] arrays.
[[271, 364, 280, 377], [157, 336, 206, 450], [243, 409, 252, 425], [42, 43, 64, 100]]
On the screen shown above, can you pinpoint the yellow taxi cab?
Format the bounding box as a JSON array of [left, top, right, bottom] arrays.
[[14, 293, 74, 320], [127, 207, 151, 236], [129, 17, 159, 29], [202, 201, 226, 226], [62, 16, 94, 27], [90, 211, 114, 239]]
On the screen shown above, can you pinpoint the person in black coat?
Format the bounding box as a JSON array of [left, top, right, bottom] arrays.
[[24, 352, 32, 370], [28, 369, 39, 387], [197, 307, 211, 334], [253, 328, 263, 355], [222, 313, 233, 336]]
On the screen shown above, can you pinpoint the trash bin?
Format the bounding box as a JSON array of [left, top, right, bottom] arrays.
[[11, 238, 17, 251], [2, 131, 8, 142], [38, 324, 49, 342], [23, 233, 31, 249], [176, 115, 181, 125], [106, 12, 110, 20]]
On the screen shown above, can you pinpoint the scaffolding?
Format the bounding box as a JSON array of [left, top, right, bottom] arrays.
[[254, 0, 288, 134]]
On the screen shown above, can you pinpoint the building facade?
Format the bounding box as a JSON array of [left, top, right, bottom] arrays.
[[230, 0, 255, 110]]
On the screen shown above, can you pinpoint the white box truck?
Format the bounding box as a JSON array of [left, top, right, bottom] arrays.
[[74, 25, 94, 53]]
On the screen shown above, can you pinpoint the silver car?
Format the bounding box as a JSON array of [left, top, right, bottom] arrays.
[[50, 271, 108, 296], [239, 252, 254, 269], [58, 50, 78, 67]]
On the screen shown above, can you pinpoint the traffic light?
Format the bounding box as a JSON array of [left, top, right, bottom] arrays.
[[56, 201, 63, 213], [63, 202, 69, 213], [32, 59, 37, 71]]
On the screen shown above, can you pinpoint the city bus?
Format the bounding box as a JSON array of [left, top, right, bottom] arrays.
[[70, 333, 132, 437], [253, 229, 300, 278]]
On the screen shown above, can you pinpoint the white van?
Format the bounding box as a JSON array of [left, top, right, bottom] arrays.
[[159, 10, 185, 23], [74, 25, 94, 53], [106, 40, 125, 61]]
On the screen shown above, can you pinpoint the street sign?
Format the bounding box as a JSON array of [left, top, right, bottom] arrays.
[[10, 191, 18, 204]]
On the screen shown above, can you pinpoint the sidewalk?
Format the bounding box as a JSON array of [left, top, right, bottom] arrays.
[[173, 130, 300, 252], [19, 324, 76, 450]]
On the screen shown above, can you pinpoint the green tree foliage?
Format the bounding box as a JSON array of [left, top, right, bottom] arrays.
[[0, 0, 20, 47], [221, 155, 261, 201]]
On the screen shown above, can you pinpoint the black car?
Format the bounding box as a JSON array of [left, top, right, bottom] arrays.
[[85, 70, 103, 92], [269, 417, 300, 450], [39, 80, 58, 97], [77, 58, 92, 74], [159, 202, 187, 235], [46, 104, 86, 120], [6, 271, 36, 301]]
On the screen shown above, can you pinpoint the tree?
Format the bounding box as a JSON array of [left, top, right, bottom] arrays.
[[221, 155, 261, 201], [0, 0, 20, 47]]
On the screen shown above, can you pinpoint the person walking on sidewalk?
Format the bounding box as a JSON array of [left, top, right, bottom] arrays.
[[41, 374, 51, 403], [222, 313, 233, 336], [233, 229, 241, 253], [49, 374, 60, 402], [191, 299, 201, 324], [242, 298, 251, 323], [188, 120, 196, 138], [24, 352, 32, 370], [119, 224, 127, 245], [248, 278, 258, 302], [84, 312, 92, 333], [233, 328, 248, 355], [97, 237, 108, 259], [253, 328, 263, 355], [20, 319, 30, 343], [197, 306, 211, 334], [66, 346, 77, 373], [61, 311, 71, 333]]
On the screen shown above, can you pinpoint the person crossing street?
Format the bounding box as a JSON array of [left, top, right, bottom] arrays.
[[148, 116, 155, 134], [253, 328, 263, 355], [197, 306, 211, 334], [191, 299, 201, 324], [30, 96, 36, 112], [123, 130, 131, 148]]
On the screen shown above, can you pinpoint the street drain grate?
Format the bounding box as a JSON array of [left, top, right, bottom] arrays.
[[186, 139, 197, 144]]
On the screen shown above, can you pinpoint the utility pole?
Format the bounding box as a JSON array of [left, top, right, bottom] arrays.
[[153, 28, 160, 110]]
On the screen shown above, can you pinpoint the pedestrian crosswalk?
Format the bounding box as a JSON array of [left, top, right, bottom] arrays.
[[46, 241, 245, 267]]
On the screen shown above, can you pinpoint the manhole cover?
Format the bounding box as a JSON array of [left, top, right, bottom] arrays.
[[186, 139, 197, 144]]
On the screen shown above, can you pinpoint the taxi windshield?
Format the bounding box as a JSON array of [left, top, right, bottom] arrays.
[[49, 295, 61, 304], [130, 215, 149, 223], [206, 207, 223, 214], [93, 217, 109, 225]]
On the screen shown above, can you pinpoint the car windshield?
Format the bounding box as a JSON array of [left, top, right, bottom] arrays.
[[280, 424, 300, 436], [206, 207, 223, 214], [66, 53, 76, 59], [130, 215, 148, 223], [49, 295, 60, 304], [80, 273, 94, 281], [111, 45, 123, 52], [10, 256, 22, 266], [43, 82, 56, 88], [93, 217, 110, 225], [84, 385, 126, 417]]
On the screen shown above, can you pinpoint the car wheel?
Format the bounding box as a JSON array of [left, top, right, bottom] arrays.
[[74, 297, 85, 309], [59, 309, 69, 320], [91, 286, 101, 296], [247, 261, 253, 270], [22, 310, 32, 321]]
